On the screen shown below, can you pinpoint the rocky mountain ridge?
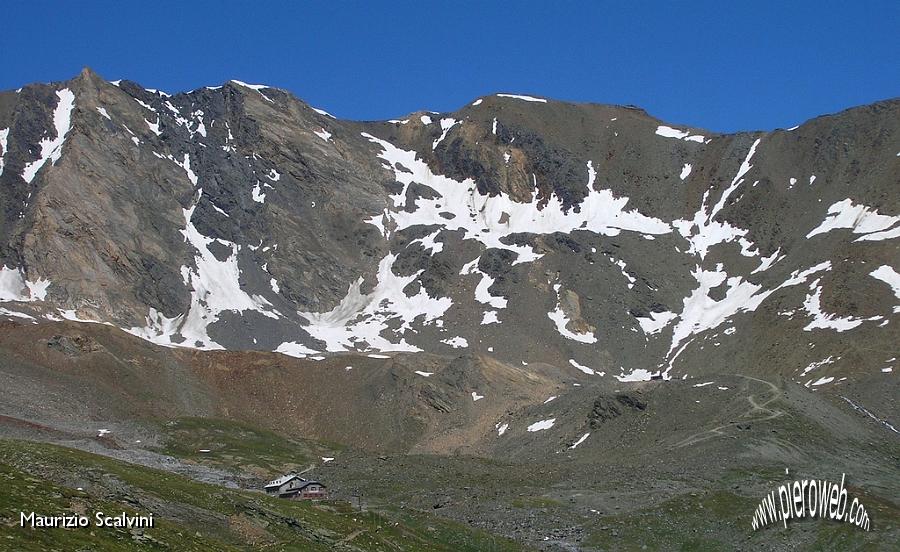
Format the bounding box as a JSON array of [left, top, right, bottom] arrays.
[[0, 67, 897, 391]]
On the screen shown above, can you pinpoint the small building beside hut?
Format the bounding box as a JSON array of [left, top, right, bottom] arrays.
[[264, 474, 328, 500]]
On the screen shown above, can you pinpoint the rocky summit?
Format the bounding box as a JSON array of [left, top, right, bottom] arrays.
[[0, 68, 897, 550]]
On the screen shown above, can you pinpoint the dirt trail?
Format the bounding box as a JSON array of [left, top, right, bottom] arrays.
[[671, 375, 784, 449]]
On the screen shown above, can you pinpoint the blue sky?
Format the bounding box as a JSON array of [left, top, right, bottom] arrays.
[[3, 1, 898, 132]]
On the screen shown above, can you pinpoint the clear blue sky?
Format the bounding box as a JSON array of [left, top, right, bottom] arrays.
[[3, 1, 898, 132]]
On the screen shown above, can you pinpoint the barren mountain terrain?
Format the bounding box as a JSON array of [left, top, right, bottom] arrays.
[[0, 69, 897, 550]]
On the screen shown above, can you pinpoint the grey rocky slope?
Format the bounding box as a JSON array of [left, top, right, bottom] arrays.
[[0, 67, 897, 398]]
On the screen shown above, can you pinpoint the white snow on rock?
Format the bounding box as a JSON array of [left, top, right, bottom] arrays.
[[312, 107, 335, 118], [496, 422, 508, 436], [870, 265, 900, 312], [471, 391, 484, 401], [655, 125, 704, 142], [568, 359, 596, 375], [133, 98, 155, 112], [671, 139, 761, 260], [145, 117, 162, 136], [251, 181, 266, 203], [615, 368, 654, 382], [360, 140, 670, 267], [569, 432, 590, 449], [811, 376, 834, 386], [432, 118, 458, 149], [693, 381, 715, 388], [527, 418, 556, 432], [128, 191, 278, 349], [461, 258, 507, 309], [0, 307, 34, 320], [482, 310, 500, 325], [22, 88, 76, 183], [806, 199, 900, 242], [472, 98, 483, 106], [802, 279, 880, 332], [0, 266, 50, 302], [96, 107, 111, 120], [800, 355, 836, 377], [635, 310, 677, 335], [548, 284, 597, 343], [275, 341, 318, 358], [414, 370, 433, 377], [314, 128, 332, 142], [420, 115, 433, 125], [751, 248, 784, 274], [230, 80, 274, 103], [496, 94, 547, 103], [440, 336, 468, 348], [680, 163, 692, 180], [663, 261, 833, 373], [152, 152, 197, 185], [543, 396, 557, 404], [297, 254, 451, 353], [0, 128, 8, 177], [410, 230, 443, 254], [607, 256, 636, 289]]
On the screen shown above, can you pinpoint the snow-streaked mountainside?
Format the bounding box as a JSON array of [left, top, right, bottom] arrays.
[[0, 68, 897, 389]]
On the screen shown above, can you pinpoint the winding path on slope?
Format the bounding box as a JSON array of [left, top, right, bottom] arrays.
[[670, 375, 784, 449]]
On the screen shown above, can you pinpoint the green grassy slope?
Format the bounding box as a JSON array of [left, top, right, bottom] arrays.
[[0, 440, 528, 551]]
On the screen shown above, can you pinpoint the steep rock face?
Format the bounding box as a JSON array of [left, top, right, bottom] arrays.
[[0, 69, 897, 389]]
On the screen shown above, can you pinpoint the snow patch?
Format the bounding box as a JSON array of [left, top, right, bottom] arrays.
[[802, 279, 880, 331], [615, 369, 654, 382], [870, 265, 900, 312], [527, 418, 556, 432], [807, 199, 900, 242], [22, 88, 76, 183], [432, 118, 458, 149], [568, 359, 596, 375], [461, 258, 507, 309], [496, 94, 546, 103], [800, 356, 835, 377], [0, 128, 8, 177], [440, 336, 468, 348], [481, 311, 500, 325], [569, 433, 590, 449], [230, 80, 274, 103], [314, 128, 332, 142], [298, 254, 451, 353], [655, 125, 705, 142], [548, 284, 597, 343], [0, 266, 51, 302], [635, 310, 677, 335]]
